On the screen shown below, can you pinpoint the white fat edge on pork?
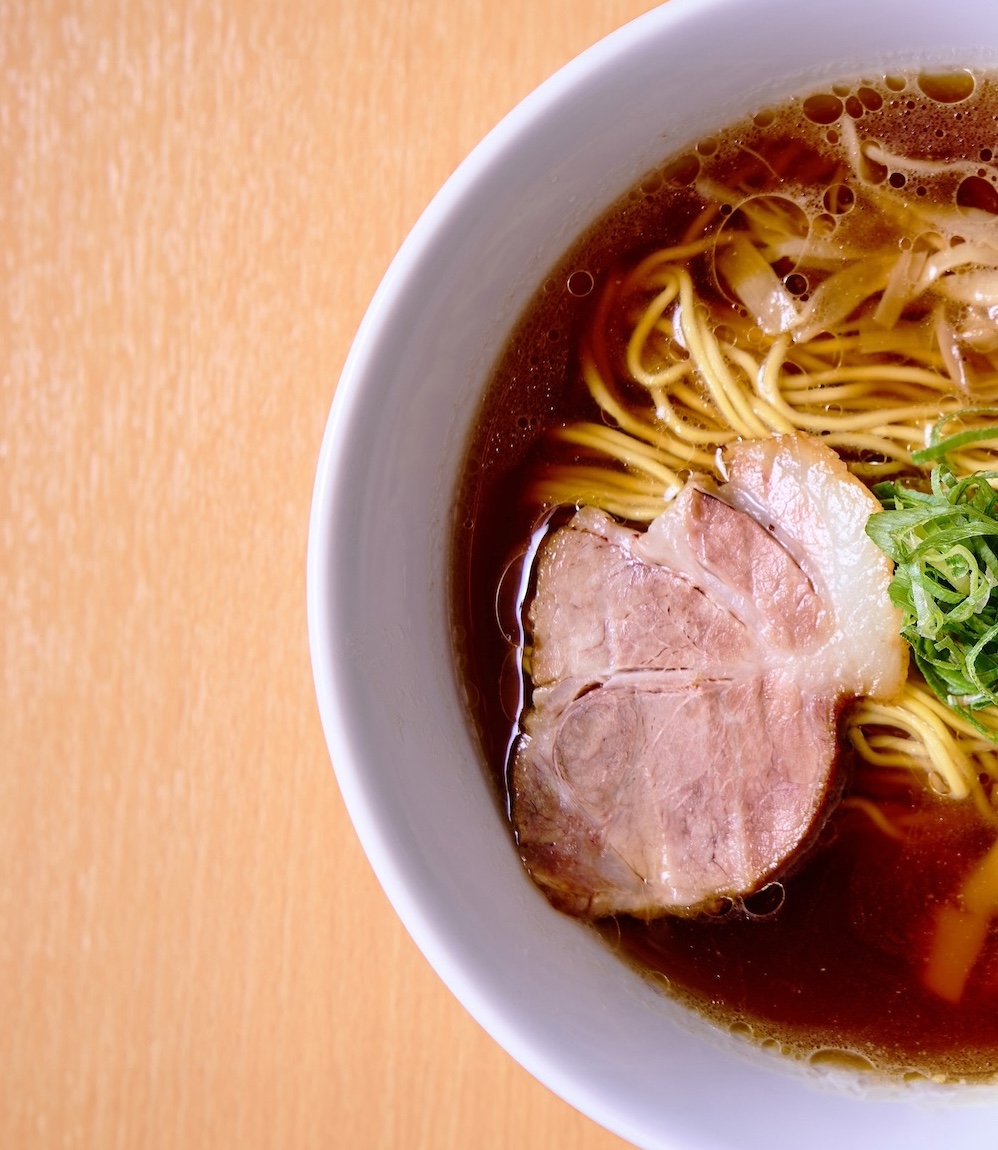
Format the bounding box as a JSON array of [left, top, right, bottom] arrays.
[[716, 433, 907, 701]]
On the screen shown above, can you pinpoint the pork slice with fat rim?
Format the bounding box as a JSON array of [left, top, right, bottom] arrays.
[[510, 433, 907, 918]]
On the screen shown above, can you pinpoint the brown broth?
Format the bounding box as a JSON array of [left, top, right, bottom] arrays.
[[605, 771, 998, 1079], [451, 68, 998, 1079]]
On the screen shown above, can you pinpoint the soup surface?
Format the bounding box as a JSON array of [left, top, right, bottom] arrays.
[[452, 68, 998, 1080]]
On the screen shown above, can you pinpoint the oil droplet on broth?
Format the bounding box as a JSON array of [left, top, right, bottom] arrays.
[[659, 152, 700, 186], [823, 183, 855, 214], [494, 551, 528, 643], [803, 92, 844, 125], [957, 174, 998, 217], [918, 69, 976, 104], [858, 85, 884, 111], [808, 1048, 877, 1074], [566, 269, 595, 297]]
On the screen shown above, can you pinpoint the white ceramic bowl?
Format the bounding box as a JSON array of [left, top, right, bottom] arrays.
[[308, 1, 998, 1146]]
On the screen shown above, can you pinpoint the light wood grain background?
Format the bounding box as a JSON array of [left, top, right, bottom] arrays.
[[1, 1, 666, 1147]]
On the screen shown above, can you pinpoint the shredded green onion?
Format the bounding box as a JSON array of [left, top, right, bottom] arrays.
[[867, 454, 998, 741], [910, 406, 998, 464]]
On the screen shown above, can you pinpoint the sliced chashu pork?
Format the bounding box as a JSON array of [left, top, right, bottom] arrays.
[[511, 433, 906, 918]]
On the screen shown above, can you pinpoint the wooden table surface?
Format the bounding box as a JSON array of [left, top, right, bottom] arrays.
[[2, 1, 664, 1147]]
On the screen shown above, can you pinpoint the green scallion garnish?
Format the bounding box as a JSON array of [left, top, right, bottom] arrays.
[[867, 448, 998, 741]]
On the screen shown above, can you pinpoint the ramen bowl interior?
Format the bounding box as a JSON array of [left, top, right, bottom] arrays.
[[307, 0, 998, 1146]]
